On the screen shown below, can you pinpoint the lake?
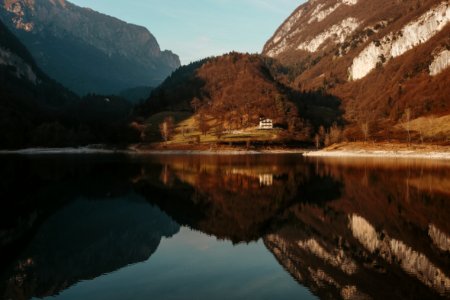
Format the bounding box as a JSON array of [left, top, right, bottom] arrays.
[[0, 154, 449, 300]]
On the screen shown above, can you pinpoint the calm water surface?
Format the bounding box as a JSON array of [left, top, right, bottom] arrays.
[[0, 154, 449, 300]]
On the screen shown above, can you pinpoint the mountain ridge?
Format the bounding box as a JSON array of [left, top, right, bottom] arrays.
[[0, 0, 180, 95], [0, 17, 140, 149], [263, 0, 450, 139]]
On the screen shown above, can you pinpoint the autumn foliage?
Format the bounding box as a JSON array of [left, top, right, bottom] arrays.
[[135, 52, 343, 142]]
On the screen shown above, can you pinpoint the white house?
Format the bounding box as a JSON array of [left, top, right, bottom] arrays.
[[259, 118, 273, 130]]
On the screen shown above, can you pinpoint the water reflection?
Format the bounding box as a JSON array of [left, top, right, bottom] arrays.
[[0, 154, 449, 299], [133, 155, 342, 243], [264, 158, 450, 300]]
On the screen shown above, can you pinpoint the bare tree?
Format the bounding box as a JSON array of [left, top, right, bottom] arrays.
[[324, 133, 331, 147], [197, 113, 210, 135], [402, 108, 411, 145], [190, 97, 202, 112], [214, 120, 225, 140], [319, 126, 326, 140], [360, 121, 370, 142], [315, 134, 321, 150], [329, 122, 343, 144], [159, 117, 174, 142]]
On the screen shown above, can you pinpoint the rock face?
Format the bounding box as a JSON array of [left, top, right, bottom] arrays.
[[263, 0, 450, 125], [0, 0, 180, 95], [0, 15, 43, 85], [0, 38, 37, 83]]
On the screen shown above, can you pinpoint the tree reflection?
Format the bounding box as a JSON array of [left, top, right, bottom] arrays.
[[264, 158, 450, 300], [134, 155, 342, 243], [134, 155, 450, 299], [0, 155, 179, 300], [1, 155, 449, 300]]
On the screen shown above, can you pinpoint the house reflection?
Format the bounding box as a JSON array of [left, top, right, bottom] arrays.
[[2, 155, 450, 300], [134, 155, 450, 299], [259, 174, 273, 186]]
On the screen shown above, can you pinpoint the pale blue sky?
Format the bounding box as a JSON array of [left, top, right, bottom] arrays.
[[70, 0, 303, 64]]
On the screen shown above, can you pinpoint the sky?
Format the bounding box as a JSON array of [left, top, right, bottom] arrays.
[[69, 0, 303, 65]]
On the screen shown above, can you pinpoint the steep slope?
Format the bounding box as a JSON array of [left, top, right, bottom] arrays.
[[0, 18, 139, 149], [0, 0, 180, 95], [263, 0, 450, 140], [0, 18, 77, 148]]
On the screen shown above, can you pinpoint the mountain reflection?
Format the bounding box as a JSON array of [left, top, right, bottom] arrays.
[[263, 158, 450, 300], [134, 155, 450, 299], [0, 155, 179, 300], [4, 196, 178, 300], [1, 155, 449, 299], [133, 155, 342, 243]]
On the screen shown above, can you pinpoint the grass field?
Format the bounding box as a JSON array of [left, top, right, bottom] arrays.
[[143, 111, 285, 145], [405, 115, 450, 139], [142, 111, 192, 142]]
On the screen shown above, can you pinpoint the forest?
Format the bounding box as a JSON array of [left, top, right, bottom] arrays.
[[134, 52, 345, 147]]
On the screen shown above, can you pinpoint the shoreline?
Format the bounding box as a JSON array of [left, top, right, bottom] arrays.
[[1, 143, 450, 160], [129, 149, 306, 155], [0, 147, 306, 156], [303, 142, 450, 160], [303, 150, 450, 160], [0, 147, 125, 155]]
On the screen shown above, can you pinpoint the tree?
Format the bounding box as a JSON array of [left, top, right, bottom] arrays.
[[315, 134, 321, 149], [298, 120, 312, 140], [159, 117, 174, 142], [286, 103, 300, 133], [402, 108, 412, 145], [190, 97, 202, 112], [329, 122, 343, 144], [198, 113, 210, 135], [360, 121, 370, 142], [314, 126, 326, 148], [214, 119, 225, 140], [324, 133, 331, 147]]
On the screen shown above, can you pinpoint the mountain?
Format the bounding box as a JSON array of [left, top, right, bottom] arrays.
[[119, 86, 154, 104], [0, 0, 180, 95], [263, 0, 450, 141], [0, 17, 77, 148], [135, 52, 343, 143], [0, 17, 139, 149]]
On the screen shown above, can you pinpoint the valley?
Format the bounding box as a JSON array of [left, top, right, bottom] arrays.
[[1, 2, 450, 299], [0, 0, 449, 153]]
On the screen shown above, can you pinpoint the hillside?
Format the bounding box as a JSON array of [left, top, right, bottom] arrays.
[[135, 53, 343, 145], [263, 0, 450, 143], [0, 18, 78, 148], [0, 0, 180, 95], [0, 18, 139, 149]]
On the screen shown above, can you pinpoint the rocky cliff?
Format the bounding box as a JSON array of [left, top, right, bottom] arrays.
[[263, 0, 450, 135], [0, 0, 180, 95]]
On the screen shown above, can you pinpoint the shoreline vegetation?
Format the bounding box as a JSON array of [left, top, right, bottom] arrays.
[[1, 142, 450, 160]]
